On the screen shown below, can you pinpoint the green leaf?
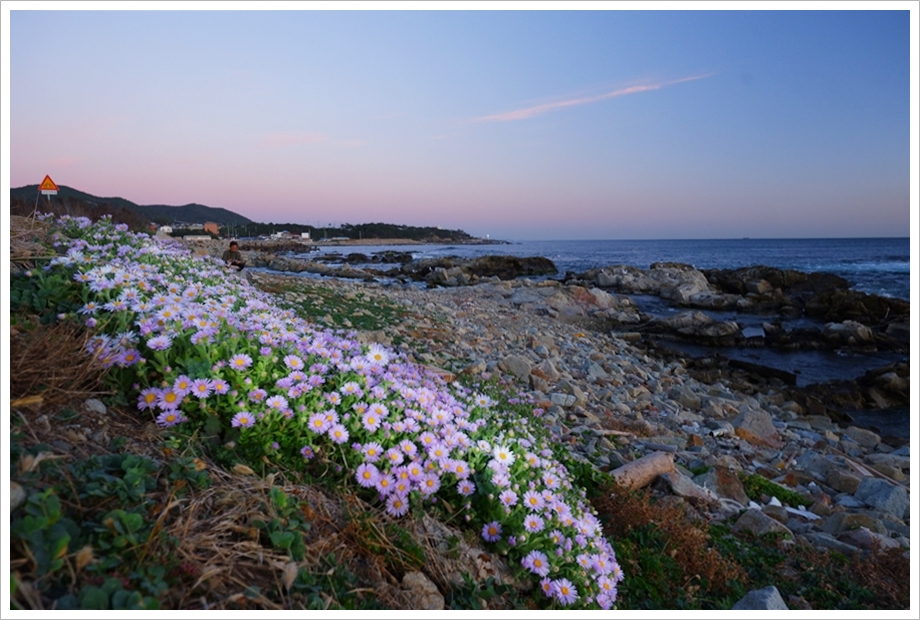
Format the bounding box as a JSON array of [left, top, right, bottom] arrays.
[[79, 586, 110, 610]]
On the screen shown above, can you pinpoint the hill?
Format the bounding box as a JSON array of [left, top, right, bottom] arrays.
[[10, 185, 253, 226]]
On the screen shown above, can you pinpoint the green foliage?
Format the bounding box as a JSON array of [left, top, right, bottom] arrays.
[[252, 487, 310, 561], [11, 488, 79, 577], [10, 270, 84, 323], [445, 574, 520, 610], [57, 577, 161, 610], [288, 554, 381, 609], [740, 473, 809, 507], [69, 453, 160, 506]]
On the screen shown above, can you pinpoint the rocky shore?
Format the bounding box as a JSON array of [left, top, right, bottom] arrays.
[[243, 267, 912, 576]]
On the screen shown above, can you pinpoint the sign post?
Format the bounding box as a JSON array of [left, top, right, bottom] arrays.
[[37, 175, 59, 209]]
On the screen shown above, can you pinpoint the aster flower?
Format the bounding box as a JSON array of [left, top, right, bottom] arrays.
[[553, 578, 578, 605], [283, 354, 304, 370], [365, 343, 390, 367], [457, 480, 476, 497], [492, 444, 515, 466], [231, 411, 256, 428], [419, 473, 441, 496], [213, 379, 230, 395], [328, 423, 349, 444], [481, 521, 502, 543], [523, 490, 545, 511], [499, 489, 518, 508], [522, 550, 551, 577], [173, 375, 193, 396], [156, 410, 186, 427], [362, 410, 382, 432], [147, 334, 173, 351], [190, 378, 215, 399], [375, 474, 396, 496], [523, 513, 545, 533], [355, 463, 380, 488], [157, 388, 183, 411], [300, 445, 315, 460], [385, 493, 410, 518], [266, 395, 288, 410], [362, 441, 383, 462], [248, 388, 267, 402], [229, 353, 253, 370], [137, 388, 159, 411]]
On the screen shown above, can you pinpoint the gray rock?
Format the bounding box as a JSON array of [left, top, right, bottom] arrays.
[[732, 509, 794, 539], [657, 471, 718, 505], [401, 571, 444, 610], [841, 426, 881, 449], [826, 468, 863, 495], [837, 528, 901, 552], [803, 532, 859, 558], [854, 478, 910, 519], [821, 512, 886, 535], [866, 453, 911, 472], [732, 585, 788, 610], [10, 482, 26, 512], [549, 392, 577, 408], [498, 355, 533, 381], [731, 406, 782, 448], [84, 398, 107, 415], [693, 466, 750, 505]]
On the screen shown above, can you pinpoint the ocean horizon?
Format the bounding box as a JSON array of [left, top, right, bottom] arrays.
[[303, 236, 911, 302]]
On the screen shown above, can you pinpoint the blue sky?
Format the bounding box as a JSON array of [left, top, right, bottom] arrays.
[[4, 4, 916, 240]]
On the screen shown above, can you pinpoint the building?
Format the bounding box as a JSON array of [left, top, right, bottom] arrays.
[[203, 222, 220, 236]]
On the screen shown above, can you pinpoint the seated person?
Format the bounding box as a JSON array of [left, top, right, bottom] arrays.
[[222, 241, 246, 270]]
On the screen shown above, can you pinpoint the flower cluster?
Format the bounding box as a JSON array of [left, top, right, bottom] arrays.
[[40, 214, 622, 609]]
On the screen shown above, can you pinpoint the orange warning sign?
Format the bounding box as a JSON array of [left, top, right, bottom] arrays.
[[39, 175, 59, 191]]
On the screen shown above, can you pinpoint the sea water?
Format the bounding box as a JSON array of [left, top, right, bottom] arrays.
[[312, 237, 909, 301], [294, 237, 911, 387]]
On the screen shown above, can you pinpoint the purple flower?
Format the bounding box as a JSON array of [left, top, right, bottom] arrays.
[[419, 473, 441, 496], [157, 389, 183, 411], [552, 578, 578, 606], [481, 521, 502, 543], [213, 379, 230, 395], [231, 411, 255, 428], [498, 489, 518, 508], [156, 410, 186, 427], [362, 410, 382, 432], [328, 423, 349, 444], [522, 550, 551, 577], [147, 334, 172, 351], [283, 354, 304, 370], [523, 513, 545, 533], [248, 388, 267, 402], [266, 395, 288, 410], [173, 375, 193, 396], [385, 493, 409, 517], [137, 388, 158, 411], [457, 480, 476, 497], [362, 442, 383, 462], [300, 445, 315, 459], [190, 378, 214, 399], [355, 463, 380, 488], [229, 353, 252, 370]]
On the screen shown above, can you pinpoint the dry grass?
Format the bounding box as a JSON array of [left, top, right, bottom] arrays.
[[592, 481, 747, 600], [10, 319, 109, 410]]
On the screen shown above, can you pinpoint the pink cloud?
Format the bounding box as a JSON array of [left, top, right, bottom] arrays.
[[474, 74, 715, 122], [48, 156, 81, 167], [259, 131, 327, 147]]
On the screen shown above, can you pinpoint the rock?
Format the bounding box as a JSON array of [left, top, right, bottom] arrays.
[[656, 471, 719, 506], [84, 398, 107, 414], [803, 532, 859, 558], [401, 571, 444, 610], [836, 528, 901, 552], [498, 355, 533, 381], [731, 407, 782, 448], [11, 481, 26, 512], [842, 426, 880, 449], [732, 585, 789, 610], [825, 469, 863, 495], [854, 479, 910, 519], [693, 466, 750, 505], [732, 509, 794, 539], [865, 453, 910, 472], [820, 512, 886, 535]]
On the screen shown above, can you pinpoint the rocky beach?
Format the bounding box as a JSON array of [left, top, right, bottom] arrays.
[[211, 233, 914, 588]]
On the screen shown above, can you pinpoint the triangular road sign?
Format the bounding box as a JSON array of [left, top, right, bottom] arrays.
[[39, 175, 59, 191]]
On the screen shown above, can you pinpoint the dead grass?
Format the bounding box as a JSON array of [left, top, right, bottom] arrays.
[[592, 481, 747, 600]]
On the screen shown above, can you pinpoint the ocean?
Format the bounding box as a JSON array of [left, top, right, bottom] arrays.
[[306, 237, 911, 301]]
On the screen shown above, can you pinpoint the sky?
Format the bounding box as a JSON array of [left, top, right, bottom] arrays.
[[3, 2, 917, 241]]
